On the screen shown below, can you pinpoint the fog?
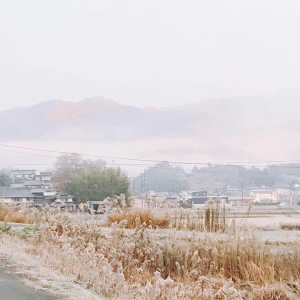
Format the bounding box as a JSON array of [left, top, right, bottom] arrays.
[[1, 0, 300, 110]]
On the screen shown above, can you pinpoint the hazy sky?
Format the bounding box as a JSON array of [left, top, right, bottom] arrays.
[[1, 0, 300, 110]]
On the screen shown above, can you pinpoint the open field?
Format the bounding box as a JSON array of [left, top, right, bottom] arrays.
[[0, 204, 300, 299]]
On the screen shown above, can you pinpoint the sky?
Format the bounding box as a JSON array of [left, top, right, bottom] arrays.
[[1, 0, 300, 110]]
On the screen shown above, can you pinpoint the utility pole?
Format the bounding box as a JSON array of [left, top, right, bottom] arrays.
[[143, 170, 146, 194], [242, 184, 244, 207], [140, 171, 143, 193]]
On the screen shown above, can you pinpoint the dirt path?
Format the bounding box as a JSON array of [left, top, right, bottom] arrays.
[[0, 266, 56, 300]]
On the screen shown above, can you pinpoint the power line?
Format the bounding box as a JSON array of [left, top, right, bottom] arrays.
[[2, 143, 299, 167], [3, 144, 300, 174], [0, 148, 58, 158]]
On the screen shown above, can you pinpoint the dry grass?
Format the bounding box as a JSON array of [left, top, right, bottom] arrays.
[[0, 204, 34, 224], [107, 209, 171, 229], [27, 210, 300, 299], [280, 222, 300, 231], [174, 202, 227, 232], [2, 206, 300, 298]]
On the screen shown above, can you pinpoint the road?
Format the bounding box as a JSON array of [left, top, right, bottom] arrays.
[[0, 267, 57, 300]]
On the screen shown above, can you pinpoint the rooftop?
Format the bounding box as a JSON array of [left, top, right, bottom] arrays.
[[11, 169, 36, 174], [0, 188, 34, 198], [23, 180, 44, 186]]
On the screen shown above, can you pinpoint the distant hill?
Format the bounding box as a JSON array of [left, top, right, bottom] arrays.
[[1, 94, 300, 163], [0, 96, 194, 142]]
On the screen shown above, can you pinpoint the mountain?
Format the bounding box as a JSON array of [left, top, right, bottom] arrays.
[[1, 94, 300, 164], [0, 96, 194, 142]]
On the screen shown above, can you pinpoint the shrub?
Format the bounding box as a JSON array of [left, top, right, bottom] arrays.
[[107, 209, 170, 229], [280, 223, 300, 231], [0, 205, 34, 224]]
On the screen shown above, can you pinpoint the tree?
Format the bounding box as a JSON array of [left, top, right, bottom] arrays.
[[53, 154, 106, 191], [132, 161, 188, 193], [0, 171, 11, 187], [65, 167, 130, 203]]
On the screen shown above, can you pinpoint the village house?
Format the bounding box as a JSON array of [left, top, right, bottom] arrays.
[[11, 180, 46, 189], [35, 172, 53, 182], [250, 189, 279, 204], [50, 197, 76, 212], [10, 169, 36, 182], [190, 190, 208, 205], [0, 187, 35, 203], [227, 196, 252, 206], [274, 188, 294, 205]]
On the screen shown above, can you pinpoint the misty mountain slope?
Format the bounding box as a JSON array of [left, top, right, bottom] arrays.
[[0, 97, 195, 142], [1, 95, 300, 162]]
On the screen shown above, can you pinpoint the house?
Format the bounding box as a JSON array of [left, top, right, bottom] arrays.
[[33, 191, 60, 206], [167, 193, 179, 200], [0, 187, 35, 203], [10, 169, 36, 182], [10, 179, 46, 189], [50, 198, 76, 212], [190, 190, 208, 205], [250, 189, 279, 204], [35, 172, 53, 182], [155, 192, 169, 199], [23, 180, 45, 189], [228, 196, 252, 206], [275, 188, 293, 205]]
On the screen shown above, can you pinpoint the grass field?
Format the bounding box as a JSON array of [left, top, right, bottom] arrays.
[[1, 204, 300, 299]]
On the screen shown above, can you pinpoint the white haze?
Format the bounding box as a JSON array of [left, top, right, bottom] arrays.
[[1, 0, 300, 110]]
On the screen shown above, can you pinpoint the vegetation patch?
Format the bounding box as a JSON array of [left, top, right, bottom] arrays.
[[107, 209, 171, 229], [0, 205, 34, 224], [280, 222, 300, 231]]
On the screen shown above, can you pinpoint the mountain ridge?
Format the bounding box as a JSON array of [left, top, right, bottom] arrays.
[[1, 94, 300, 163]]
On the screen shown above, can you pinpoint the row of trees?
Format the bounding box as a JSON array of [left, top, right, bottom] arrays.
[[3, 154, 300, 200], [131, 162, 300, 193]]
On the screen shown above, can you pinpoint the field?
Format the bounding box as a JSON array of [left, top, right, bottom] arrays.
[[0, 203, 300, 299]]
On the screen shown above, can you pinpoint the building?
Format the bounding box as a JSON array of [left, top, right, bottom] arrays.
[[50, 198, 76, 212], [228, 196, 252, 206], [275, 188, 293, 205], [190, 190, 208, 205], [250, 189, 279, 204], [10, 169, 36, 182], [23, 180, 46, 189], [0, 187, 35, 203], [35, 172, 53, 182], [11, 180, 46, 189]]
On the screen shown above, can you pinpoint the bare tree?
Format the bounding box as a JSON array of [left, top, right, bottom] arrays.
[[53, 153, 106, 191]]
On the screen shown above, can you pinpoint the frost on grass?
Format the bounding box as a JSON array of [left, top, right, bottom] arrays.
[[1, 206, 300, 299], [28, 212, 300, 299], [0, 234, 102, 300]]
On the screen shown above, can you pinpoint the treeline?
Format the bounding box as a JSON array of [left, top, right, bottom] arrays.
[[131, 162, 300, 193]]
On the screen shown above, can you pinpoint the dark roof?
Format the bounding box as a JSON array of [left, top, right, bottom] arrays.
[[23, 180, 43, 186], [0, 188, 34, 198], [11, 169, 36, 175], [31, 188, 47, 193]]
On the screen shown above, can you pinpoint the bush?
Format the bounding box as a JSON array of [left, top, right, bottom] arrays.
[[0, 205, 34, 224], [107, 209, 170, 229], [280, 222, 300, 231]]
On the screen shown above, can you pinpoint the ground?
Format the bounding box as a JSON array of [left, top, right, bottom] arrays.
[[0, 266, 56, 300]]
